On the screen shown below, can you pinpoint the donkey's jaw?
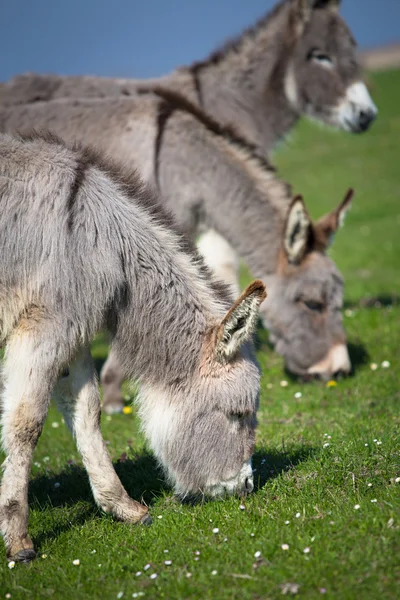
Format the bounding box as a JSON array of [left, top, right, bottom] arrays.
[[334, 81, 378, 133]]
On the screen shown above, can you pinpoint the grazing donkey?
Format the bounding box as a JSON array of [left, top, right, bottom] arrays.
[[0, 131, 265, 562], [0, 0, 377, 152], [0, 90, 353, 409]]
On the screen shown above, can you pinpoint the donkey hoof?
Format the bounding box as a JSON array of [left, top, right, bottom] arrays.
[[140, 513, 152, 527], [12, 548, 36, 563]]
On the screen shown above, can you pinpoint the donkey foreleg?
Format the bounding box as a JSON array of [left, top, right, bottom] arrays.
[[197, 229, 241, 297], [53, 347, 150, 524], [100, 351, 125, 414], [0, 330, 60, 562]]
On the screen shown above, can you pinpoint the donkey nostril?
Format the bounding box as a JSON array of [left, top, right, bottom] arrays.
[[358, 110, 375, 131], [244, 477, 254, 493]]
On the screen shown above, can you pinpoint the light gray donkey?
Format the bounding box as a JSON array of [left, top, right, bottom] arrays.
[[0, 89, 353, 413], [0, 131, 266, 563], [0, 0, 377, 152]]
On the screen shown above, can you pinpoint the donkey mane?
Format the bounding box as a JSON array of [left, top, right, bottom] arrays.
[[188, 0, 338, 72], [138, 86, 276, 177], [188, 1, 287, 71], [16, 129, 231, 306]]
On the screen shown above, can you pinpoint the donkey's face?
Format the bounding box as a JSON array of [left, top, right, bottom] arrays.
[[262, 189, 353, 379], [286, 0, 377, 133], [140, 281, 266, 498]]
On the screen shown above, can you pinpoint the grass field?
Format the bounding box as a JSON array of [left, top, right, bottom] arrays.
[[1, 69, 399, 599]]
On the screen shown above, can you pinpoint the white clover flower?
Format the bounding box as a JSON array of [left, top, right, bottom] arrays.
[[281, 544, 289, 551], [396, 477, 400, 484], [72, 559, 80, 566], [135, 572, 142, 577], [51, 422, 59, 428], [323, 443, 330, 448], [285, 520, 290, 525], [211, 570, 218, 575], [365, 443, 368, 447], [117, 593, 123, 599], [149, 573, 157, 580], [8, 561, 15, 569], [144, 563, 151, 571], [157, 515, 163, 519], [164, 549, 169, 553], [280, 380, 288, 387], [294, 392, 302, 399], [212, 527, 219, 534], [354, 504, 361, 510], [41, 553, 48, 559], [250, 533, 255, 537], [371, 499, 377, 503], [195, 550, 200, 555], [303, 547, 310, 554], [239, 504, 246, 510], [368, 483, 373, 487], [165, 560, 172, 566], [295, 512, 301, 518], [381, 360, 390, 368], [254, 551, 261, 558], [186, 572, 192, 578]]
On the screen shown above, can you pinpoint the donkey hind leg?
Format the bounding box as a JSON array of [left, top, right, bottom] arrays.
[[100, 350, 125, 415], [0, 330, 61, 562], [53, 347, 150, 525], [197, 229, 241, 298]]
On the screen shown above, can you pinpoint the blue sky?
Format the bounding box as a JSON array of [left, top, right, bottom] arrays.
[[1, 0, 399, 82]]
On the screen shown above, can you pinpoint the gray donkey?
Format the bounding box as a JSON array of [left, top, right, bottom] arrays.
[[0, 90, 353, 412], [0, 0, 377, 151], [0, 131, 266, 563]]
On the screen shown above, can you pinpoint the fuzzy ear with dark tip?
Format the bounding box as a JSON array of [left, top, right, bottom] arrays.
[[283, 195, 312, 264], [314, 188, 354, 249], [215, 280, 267, 364]]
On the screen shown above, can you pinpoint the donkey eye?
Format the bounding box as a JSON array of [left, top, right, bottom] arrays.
[[308, 49, 334, 68], [303, 299, 325, 312]]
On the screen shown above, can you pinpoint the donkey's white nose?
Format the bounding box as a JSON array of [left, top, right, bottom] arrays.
[[307, 344, 351, 378]]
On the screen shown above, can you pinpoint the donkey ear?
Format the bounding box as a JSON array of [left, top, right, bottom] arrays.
[[215, 280, 267, 363], [314, 188, 354, 249], [283, 195, 312, 263]]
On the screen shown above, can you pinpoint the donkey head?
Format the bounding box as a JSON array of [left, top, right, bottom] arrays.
[[262, 189, 354, 379], [139, 281, 266, 498], [285, 0, 377, 132]]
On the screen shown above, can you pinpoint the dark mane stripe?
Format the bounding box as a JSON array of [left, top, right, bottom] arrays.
[[138, 86, 276, 175]]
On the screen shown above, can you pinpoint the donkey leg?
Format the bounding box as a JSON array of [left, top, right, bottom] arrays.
[[54, 347, 150, 524], [197, 229, 241, 297], [0, 331, 59, 562], [100, 351, 125, 414]]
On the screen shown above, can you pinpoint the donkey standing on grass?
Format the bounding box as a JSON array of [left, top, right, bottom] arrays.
[[0, 132, 265, 563], [0, 90, 354, 413]]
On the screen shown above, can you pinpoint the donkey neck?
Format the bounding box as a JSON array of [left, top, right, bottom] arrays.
[[183, 1, 299, 154]]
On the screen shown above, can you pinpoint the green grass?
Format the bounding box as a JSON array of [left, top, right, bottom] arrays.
[[1, 69, 400, 599]]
